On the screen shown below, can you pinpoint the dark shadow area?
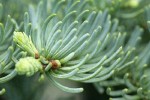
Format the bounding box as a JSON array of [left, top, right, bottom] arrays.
[[82, 83, 109, 100]]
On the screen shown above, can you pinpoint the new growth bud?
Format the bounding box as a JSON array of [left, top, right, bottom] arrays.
[[15, 57, 42, 77], [13, 32, 39, 58]]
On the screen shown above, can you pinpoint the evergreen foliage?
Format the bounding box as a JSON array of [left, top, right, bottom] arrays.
[[0, 0, 150, 100]]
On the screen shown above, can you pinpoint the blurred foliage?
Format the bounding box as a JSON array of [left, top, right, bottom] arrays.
[[0, 0, 39, 22]]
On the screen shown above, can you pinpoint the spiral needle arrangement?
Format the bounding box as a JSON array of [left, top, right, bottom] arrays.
[[0, 0, 150, 100]]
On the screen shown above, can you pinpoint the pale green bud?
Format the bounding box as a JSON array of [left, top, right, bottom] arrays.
[[124, 0, 139, 8], [15, 57, 42, 77], [13, 32, 39, 58], [0, 88, 6, 95], [38, 74, 45, 82]]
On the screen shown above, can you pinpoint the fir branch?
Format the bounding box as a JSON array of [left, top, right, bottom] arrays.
[[0, 0, 150, 99], [11, 0, 136, 93]]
